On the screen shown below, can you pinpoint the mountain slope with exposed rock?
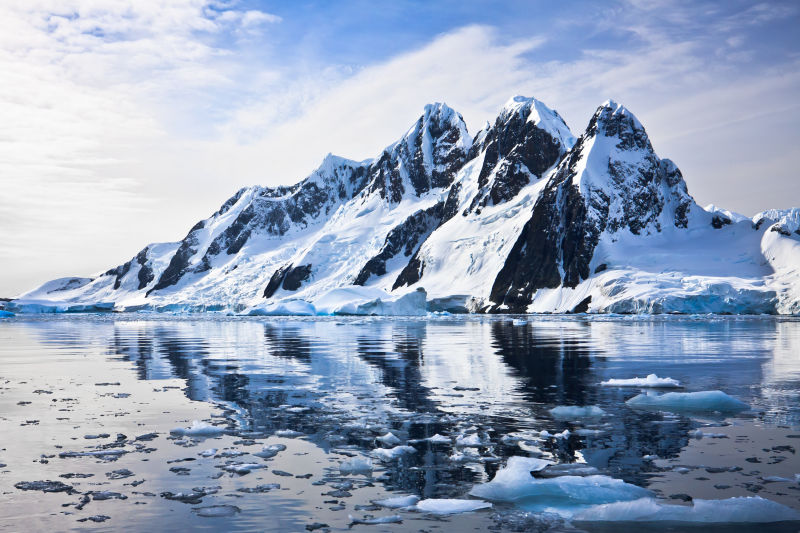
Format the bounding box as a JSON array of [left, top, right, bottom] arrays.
[[11, 96, 800, 315]]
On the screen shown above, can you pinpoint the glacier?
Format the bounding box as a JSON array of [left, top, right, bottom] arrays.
[[7, 96, 799, 316]]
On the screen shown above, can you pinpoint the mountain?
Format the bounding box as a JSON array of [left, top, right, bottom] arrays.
[[11, 96, 800, 315]]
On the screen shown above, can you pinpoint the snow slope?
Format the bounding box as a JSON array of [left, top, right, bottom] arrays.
[[11, 96, 800, 315]]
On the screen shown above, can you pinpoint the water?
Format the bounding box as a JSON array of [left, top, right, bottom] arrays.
[[0, 314, 799, 531]]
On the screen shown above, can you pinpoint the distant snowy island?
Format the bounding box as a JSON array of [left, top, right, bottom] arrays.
[[6, 96, 800, 316]]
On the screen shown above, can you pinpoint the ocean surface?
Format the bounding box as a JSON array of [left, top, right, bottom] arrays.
[[0, 314, 799, 532]]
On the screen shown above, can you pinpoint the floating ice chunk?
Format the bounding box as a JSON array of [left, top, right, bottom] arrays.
[[456, 433, 484, 447], [762, 476, 793, 483], [59, 449, 127, 458], [339, 457, 373, 475], [198, 448, 218, 458], [348, 514, 403, 525], [372, 446, 416, 461], [274, 429, 304, 438], [222, 463, 266, 475], [600, 374, 681, 388], [550, 405, 605, 419], [449, 448, 482, 463], [415, 498, 492, 514], [245, 300, 316, 316], [427, 434, 451, 443], [469, 457, 649, 514], [626, 391, 748, 413], [512, 318, 528, 326], [572, 496, 800, 523], [253, 444, 287, 459], [373, 494, 420, 508], [376, 432, 401, 445], [170, 421, 225, 437]]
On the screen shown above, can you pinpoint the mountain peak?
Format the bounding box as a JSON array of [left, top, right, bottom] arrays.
[[588, 100, 650, 151], [498, 95, 576, 150]]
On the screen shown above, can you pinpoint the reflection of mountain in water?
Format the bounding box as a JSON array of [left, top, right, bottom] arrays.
[[21, 316, 789, 495]]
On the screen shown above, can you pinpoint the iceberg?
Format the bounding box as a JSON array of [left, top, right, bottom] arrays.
[[339, 457, 373, 475], [169, 420, 226, 437], [415, 498, 492, 514], [0, 310, 14, 317], [372, 445, 416, 461], [626, 391, 748, 413], [573, 496, 800, 523], [373, 494, 420, 508], [469, 457, 650, 514], [600, 374, 681, 388]]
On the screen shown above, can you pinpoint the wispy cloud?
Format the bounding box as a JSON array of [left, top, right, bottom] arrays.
[[0, 1, 798, 295]]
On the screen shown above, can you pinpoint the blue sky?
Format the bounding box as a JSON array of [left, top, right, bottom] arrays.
[[1, 0, 799, 294]]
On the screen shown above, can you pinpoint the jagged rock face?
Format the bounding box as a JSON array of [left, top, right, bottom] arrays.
[[263, 263, 313, 297], [354, 203, 444, 286], [365, 103, 471, 202], [465, 97, 573, 215], [490, 101, 697, 311]]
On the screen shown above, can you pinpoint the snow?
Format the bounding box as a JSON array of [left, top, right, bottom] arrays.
[[469, 457, 650, 514], [169, 421, 225, 437], [549, 405, 605, 419], [626, 390, 748, 413], [372, 445, 416, 461], [415, 498, 492, 514], [373, 494, 420, 508], [600, 374, 681, 388], [573, 496, 800, 523]]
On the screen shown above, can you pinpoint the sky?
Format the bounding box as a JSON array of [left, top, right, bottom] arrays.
[[1, 0, 799, 296]]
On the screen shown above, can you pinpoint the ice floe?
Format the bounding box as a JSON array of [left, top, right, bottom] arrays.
[[415, 498, 492, 514], [469, 456, 650, 514], [573, 496, 800, 523], [626, 391, 748, 413], [373, 494, 420, 508], [600, 374, 681, 388], [372, 445, 416, 461], [169, 421, 225, 437], [549, 405, 605, 419], [339, 457, 373, 475]]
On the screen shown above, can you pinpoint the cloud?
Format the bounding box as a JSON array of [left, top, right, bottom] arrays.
[[0, 1, 798, 295]]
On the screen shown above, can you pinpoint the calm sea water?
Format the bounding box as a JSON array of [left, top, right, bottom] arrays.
[[0, 315, 799, 531]]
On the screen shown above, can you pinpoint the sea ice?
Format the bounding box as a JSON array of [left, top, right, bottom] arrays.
[[415, 498, 492, 514], [469, 456, 650, 514], [372, 445, 416, 461], [198, 448, 218, 457], [373, 494, 420, 508], [549, 405, 605, 419], [253, 444, 286, 459], [222, 463, 266, 475], [626, 391, 748, 413], [572, 496, 800, 523], [170, 421, 225, 437], [455, 433, 484, 446], [600, 374, 681, 388], [426, 433, 451, 443], [376, 432, 401, 445], [339, 457, 373, 475], [274, 429, 304, 438]]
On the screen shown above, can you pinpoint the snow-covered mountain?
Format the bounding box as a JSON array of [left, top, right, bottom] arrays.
[[11, 96, 800, 315]]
